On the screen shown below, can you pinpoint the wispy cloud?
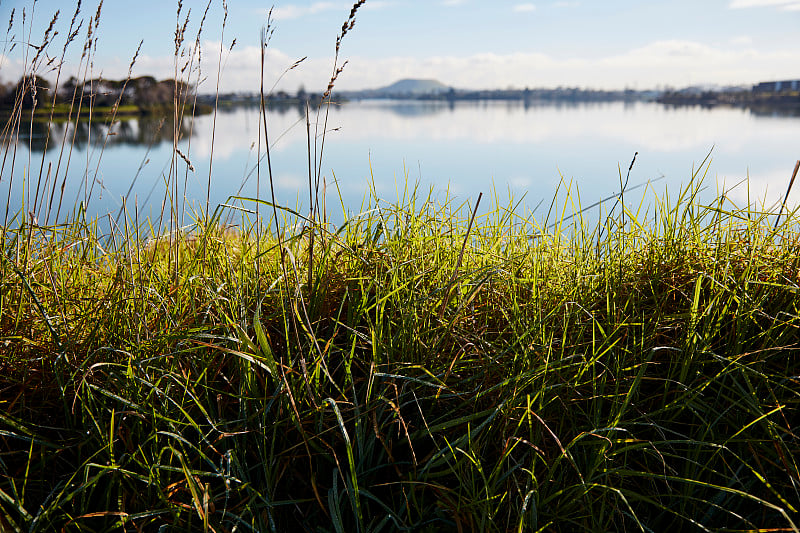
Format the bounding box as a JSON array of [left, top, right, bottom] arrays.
[[729, 0, 800, 9], [513, 4, 537, 12], [262, 2, 393, 21], [442, 0, 467, 6], [267, 2, 342, 20]]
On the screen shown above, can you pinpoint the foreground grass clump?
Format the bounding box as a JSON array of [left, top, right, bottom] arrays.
[[1, 184, 799, 532]]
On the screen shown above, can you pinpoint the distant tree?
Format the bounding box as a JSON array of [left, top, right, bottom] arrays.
[[81, 78, 119, 107], [131, 76, 157, 91], [132, 78, 192, 108], [130, 76, 158, 107], [0, 79, 12, 102], [171, 79, 192, 102], [4, 75, 52, 109], [59, 75, 80, 103]]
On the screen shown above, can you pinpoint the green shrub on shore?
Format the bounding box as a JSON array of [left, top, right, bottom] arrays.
[[1, 177, 799, 531]]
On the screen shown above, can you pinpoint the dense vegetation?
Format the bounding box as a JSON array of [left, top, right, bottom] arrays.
[[0, 74, 207, 117], [2, 178, 799, 531]]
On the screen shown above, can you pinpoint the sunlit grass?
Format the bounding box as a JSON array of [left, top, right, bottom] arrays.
[[1, 176, 799, 531]]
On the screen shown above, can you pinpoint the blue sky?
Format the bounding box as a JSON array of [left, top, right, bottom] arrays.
[[1, 0, 798, 93]]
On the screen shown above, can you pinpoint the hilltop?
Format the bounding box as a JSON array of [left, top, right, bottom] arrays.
[[347, 78, 452, 98]]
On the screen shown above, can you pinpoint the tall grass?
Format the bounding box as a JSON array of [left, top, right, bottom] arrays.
[[1, 2, 800, 532]]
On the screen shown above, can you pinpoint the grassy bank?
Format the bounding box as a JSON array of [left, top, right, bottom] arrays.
[[0, 102, 214, 123], [1, 178, 799, 531]]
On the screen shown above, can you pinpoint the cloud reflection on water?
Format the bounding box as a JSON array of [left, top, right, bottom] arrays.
[[11, 100, 800, 222]]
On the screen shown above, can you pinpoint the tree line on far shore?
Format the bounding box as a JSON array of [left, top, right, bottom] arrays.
[[0, 75, 195, 114]]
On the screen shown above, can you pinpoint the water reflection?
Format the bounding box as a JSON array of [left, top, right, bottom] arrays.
[[659, 103, 800, 119], [14, 115, 192, 152], [748, 105, 800, 119], [216, 100, 311, 119], [6, 99, 800, 225], [369, 100, 454, 117], [12, 99, 800, 151]]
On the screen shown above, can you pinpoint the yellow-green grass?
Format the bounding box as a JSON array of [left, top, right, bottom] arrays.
[[0, 103, 212, 122], [1, 178, 799, 531]]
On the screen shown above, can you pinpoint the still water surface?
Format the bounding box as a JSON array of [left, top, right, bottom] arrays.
[[7, 100, 800, 227]]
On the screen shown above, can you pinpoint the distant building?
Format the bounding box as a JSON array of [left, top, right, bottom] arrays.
[[753, 80, 800, 93]]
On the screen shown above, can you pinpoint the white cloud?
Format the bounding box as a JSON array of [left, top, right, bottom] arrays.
[[731, 0, 787, 5], [730, 35, 754, 46], [729, 0, 800, 9], [259, 1, 392, 19], [0, 55, 24, 83], [442, 0, 467, 6], [267, 2, 343, 21], [10, 37, 800, 96], [333, 40, 800, 92], [513, 4, 537, 12]]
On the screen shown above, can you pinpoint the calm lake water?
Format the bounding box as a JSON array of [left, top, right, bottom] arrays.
[[6, 99, 800, 228]]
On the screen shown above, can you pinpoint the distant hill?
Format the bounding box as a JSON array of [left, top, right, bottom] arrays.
[[346, 79, 452, 98], [376, 79, 450, 95]]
